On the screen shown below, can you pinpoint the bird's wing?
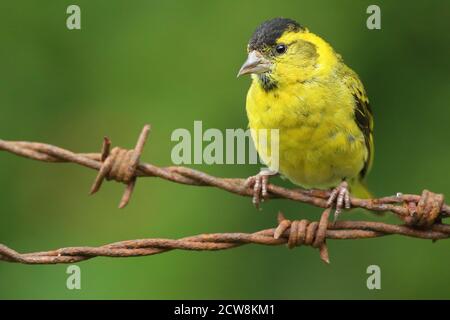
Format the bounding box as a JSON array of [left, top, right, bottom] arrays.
[[343, 68, 374, 179]]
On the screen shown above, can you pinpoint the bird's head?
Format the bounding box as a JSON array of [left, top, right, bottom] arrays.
[[238, 18, 336, 91]]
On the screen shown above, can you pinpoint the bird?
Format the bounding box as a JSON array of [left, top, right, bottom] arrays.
[[237, 18, 374, 219]]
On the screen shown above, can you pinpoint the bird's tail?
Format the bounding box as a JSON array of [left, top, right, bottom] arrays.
[[350, 178, 373, 199], [350, 178, 384, 215], [350, 179, 386, 216]]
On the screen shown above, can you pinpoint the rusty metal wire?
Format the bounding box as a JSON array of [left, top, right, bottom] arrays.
[[1, 211, 450, 264], [0, 125, 449, 264]]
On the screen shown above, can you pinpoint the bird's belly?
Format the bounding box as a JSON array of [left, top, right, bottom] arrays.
[[256, 124, 367, 189], [280, 125, 366, 188]]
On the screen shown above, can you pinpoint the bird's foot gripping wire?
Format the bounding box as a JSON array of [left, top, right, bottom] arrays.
[[327, 181, 351, 222], [245, 168, 278, 209]]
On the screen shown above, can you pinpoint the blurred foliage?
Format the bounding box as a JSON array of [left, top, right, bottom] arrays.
[[0, 0, 449, 299]]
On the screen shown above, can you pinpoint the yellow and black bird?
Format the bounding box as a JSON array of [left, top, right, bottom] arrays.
[[238, 18, 374, 218]]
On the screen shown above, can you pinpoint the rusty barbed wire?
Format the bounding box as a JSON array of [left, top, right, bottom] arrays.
[[0, 125, 448, 216], [1, 210, 450, 264], [0, 124, 449, 264]]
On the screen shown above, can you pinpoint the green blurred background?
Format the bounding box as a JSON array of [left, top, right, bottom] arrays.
[[1, 0, 450, 299]]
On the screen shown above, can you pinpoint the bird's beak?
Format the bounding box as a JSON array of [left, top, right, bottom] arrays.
[[237, 51, 272, 77]]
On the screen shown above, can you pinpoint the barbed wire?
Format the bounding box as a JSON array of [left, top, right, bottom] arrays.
[[1, 211, 450, 264], [0, 125, 448, 264]]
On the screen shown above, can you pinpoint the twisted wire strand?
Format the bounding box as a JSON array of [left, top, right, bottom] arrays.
[[0, 125, 449, 264], [1, 219, 449, 265]]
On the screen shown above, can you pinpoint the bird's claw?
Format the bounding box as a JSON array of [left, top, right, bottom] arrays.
[[245, 169, 276, 209], [327, 181, 351, 221]]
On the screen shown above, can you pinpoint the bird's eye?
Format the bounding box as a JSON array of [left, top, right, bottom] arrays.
[[275, 44, 287, 54]]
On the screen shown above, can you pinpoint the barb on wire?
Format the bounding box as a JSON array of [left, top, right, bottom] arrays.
[[0, 124, 449, 264], [89, 125, 151, 208]]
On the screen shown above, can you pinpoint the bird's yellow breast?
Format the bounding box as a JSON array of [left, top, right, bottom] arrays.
[[246, 76, 368, 189]]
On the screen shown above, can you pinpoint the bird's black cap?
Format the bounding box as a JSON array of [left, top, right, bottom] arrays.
[[248, 18, 304, 51]]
